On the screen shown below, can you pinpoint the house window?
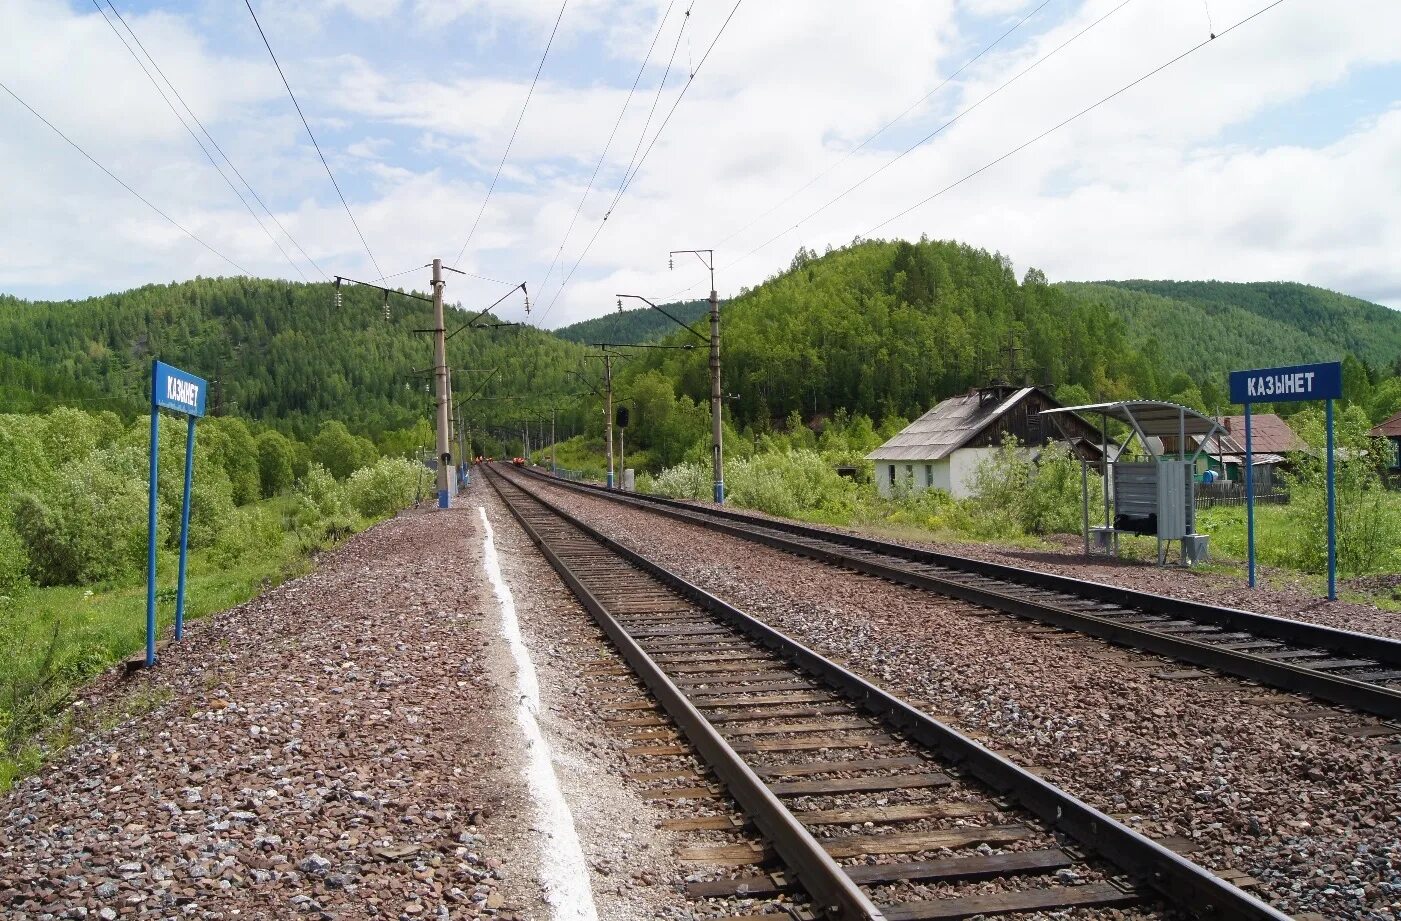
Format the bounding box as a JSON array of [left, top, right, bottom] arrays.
[[888, 464, 896, 484], [925, 464, 934, 486], [905, 465, 913, 483]]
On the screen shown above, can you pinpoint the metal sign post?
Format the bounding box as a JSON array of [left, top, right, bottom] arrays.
[[1228, 360, 1342, 600], [146, 360, 208, 667]]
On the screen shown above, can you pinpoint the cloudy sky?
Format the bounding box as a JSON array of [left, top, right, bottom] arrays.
[[3, 0, 1400, 324]]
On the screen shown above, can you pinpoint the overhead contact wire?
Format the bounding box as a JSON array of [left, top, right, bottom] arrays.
[[106, 0, 330, 280], [733, 0, 1138, 272], [536, 1, 678, 299], [865, 0, 1288, 236], [455, 0, 570, 266], [246, 0, 384, 278], [92, 1, 308, 281], [534, 1, 694, 316], [715, 0, 1055, 250], [0, 79, 250, 274], [539, 0, 743, 324]]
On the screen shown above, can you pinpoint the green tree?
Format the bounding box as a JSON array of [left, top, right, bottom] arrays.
[[312, 421, 378, 479], [255, 430, 296, 498]]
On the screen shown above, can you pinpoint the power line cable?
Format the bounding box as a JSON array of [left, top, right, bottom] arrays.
[[536, 1, 679, 300], [607, 4, 693, 212], [537, 0, 743, 324], [92, 0, 308, 281], [245, 0, 383, 277], [534, 2, 693, 314], [454, 0, 570, 265], [107, 0, 330, 281], [0, 79, 250, 274], [864, 0, 1285, 236], [728, 0, 1137, 276], [716, 0, 1055, 251]]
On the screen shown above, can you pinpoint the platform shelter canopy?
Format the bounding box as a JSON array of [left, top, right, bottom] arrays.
[[1040, 400, 1217, 458]]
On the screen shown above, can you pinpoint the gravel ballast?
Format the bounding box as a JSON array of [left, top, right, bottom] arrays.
[[0, 501, 682, 921], [516, 472, 1401, 921], [618, 488, 1401, 641]]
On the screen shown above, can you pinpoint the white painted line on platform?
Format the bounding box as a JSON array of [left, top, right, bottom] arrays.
[[479, 506, 599, 921]]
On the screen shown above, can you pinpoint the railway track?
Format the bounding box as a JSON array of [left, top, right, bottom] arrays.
[[508, 464, 1401, 723], [484, 464, 1292, 921]]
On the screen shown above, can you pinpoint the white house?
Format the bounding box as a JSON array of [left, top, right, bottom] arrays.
[[867, 385, 1100, 499]]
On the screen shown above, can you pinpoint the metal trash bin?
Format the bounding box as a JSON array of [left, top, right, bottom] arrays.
[[1183, 534, 1209, 565]]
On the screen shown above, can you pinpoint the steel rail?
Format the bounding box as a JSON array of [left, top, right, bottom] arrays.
[[483, 467, 887, 920], [514, 466, 1401, 721], [486, 464, 1295, 921]]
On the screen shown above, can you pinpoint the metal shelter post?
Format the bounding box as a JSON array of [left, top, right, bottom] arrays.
[[1080, 459, 1090, 557]]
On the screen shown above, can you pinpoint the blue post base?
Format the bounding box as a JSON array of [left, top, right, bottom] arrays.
[[607, 473, 614, 489], [438, 489, 450, 509], [714, 480, 725, 504]]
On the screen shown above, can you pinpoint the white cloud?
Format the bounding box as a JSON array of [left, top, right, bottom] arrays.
[[2, 0, 1400, 332]]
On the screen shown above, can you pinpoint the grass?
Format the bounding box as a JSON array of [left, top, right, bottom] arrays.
[[0, 496, 355, 790]]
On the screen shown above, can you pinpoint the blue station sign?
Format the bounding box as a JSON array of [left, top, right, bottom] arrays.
[[1229, 360, 1342, 405], [153, 360, 207, 417]]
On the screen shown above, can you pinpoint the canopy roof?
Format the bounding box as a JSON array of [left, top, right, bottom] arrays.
[[1040, 400, 1217, 437]]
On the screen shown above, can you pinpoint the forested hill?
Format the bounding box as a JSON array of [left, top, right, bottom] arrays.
[[1062, 280, 1401, 379], [4, 243, 1398, 455], [554, 299, 710, 345], [626, 239, 1167, 428], [619, 239, 1401, 446], [0, 278, 589, 439]]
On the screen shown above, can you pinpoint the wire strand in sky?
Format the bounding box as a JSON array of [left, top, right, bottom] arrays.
[[0, 79, 250, 274], [245, 0, 383, 278], [535, 1, 679, 300], [107, 0, 330, 281], [454, 0, 570, 265], [533, 2, 694, 315], [863, 0, 1287, 236], [715, 0, 1055, 250], [93, 1, 308, 281], [730, 0, 1137, 273], [537, 0, 743, 325]]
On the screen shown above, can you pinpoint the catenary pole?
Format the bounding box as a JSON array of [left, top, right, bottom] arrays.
[[432, 258, 451, 508], [604, 353, 615, 488], [709, 274, 723, 503], [551, 408, 557, 475], [670, 249, 724, 503]]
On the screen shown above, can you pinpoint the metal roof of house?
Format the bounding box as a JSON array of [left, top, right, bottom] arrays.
[[1218, 452, 1287, 467], [1370, 411, 1401, 438], [1215, 414, 1308, 454], [867, 387, 1035, 462]]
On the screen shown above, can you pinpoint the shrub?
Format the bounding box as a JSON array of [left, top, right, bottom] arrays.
[[966, 437, 1101, 537], [726, 450, 857, 520], [211, 504, 286, 566], [11, 454, 153, 586], [649, 461, 710, 500], [1283, 405, 1401, 575], [256, 431, 295, 498], [345, 458, 421, 519], [312, 421, 378, 480], [289, 464, 357, 541], [0, 521, 30, 596]]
